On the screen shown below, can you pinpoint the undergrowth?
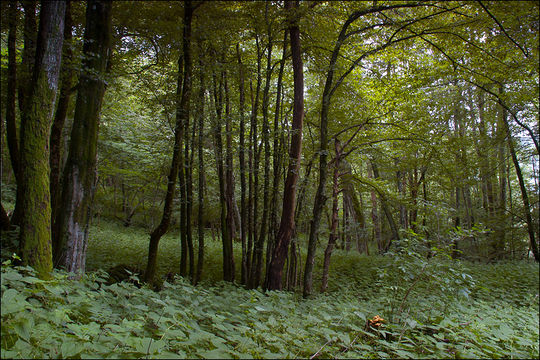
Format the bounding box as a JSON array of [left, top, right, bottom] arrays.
[[1, 220, 539, 359]]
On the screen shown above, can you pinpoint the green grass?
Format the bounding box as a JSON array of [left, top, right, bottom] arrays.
[[2, 219, 539, 359]]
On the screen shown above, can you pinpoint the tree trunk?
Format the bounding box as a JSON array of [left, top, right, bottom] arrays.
[[53, 0, 111, 275], [267, 31, 288, 277], [321, 140, 341, 293], [370, 160, 400, 251], [236, 44, 248, 285], [224, 74, 236, 282], [194, 57, 205, 285], [18, 1, 66, 278], [50, 0, 74, 233], [502, 112, 538, 261], [250, 23, 273, 289], [212, 70, 234, 282], [266, 0, 304, 291], [145, 0, 193, 283], [367, 164, 382, 251]]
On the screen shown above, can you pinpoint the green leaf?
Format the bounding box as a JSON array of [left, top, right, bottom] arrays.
[[61, 340, 81, 358]]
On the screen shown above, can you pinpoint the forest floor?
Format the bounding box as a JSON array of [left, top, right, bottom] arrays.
[[1, 219, 539, 359]]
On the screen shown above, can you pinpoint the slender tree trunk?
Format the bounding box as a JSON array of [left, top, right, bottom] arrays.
[[367, 164, 382, 251], [502, 113, 538, 261], [224, 74, 236, 282], [494, 86, 508, 258], [267, 31, 288, 276], [236, 44, 248, 285], [186, 100, 196, 278], [477, 90, 496, 218], [212, 69, 234, 282], [145, 0, 193, 283], [321, 140, 341, 292], [194, 58, 205, 285], [370, 160, 400, 250], [266, 0, 304, 291], [18, 1, 66, 278], [247, 44, 262, 279], [251, 38, 262, 286], [53, 0, 111, 275], [179, 135, 188, 277], [50, 0, 74, 238], [250, 26, 273, 289]]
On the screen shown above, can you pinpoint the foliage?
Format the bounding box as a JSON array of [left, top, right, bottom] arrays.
[[2, 221, 538, 359]]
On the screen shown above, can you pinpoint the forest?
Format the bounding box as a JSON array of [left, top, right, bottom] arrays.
[[1, 0, 538, 358]]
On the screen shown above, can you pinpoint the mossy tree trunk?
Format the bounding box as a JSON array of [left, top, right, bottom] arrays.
[[53, 0, 111, 275], [11, 0, 38, 227], [18, 1, 66, 278]]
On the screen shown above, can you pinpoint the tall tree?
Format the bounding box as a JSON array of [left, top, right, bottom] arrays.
[[50, 0, 74, 230], [266, 0, 304, 291], [194, 56, 205, 285], [145, 0, 194, 283], [53, 0, 112, 274], [10, 0, 37, 226], [18, 0, 66, 278]]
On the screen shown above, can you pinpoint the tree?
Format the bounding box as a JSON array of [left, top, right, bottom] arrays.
[[53, 0, 112, 274], [18, 0, 66, 278], [145, 0, 194, 283], [266, 0, 304, 291]]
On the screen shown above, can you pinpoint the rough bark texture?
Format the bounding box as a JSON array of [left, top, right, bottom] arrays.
[[266, 0, 304, 291], [50, 0, 74, 233], [145, 0, 193, 283], [19, 1, 66, 278], [54, 0, 111, 275]]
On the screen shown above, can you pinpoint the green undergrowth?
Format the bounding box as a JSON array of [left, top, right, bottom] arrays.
[[1, 220, 539, 359]]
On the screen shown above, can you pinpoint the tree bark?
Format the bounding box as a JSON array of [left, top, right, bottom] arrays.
[[224, 73, 236, 282], [250, 20, 273, 289], [19, 0, 66, 278], [266, 0, 304, 291], [236, 44, 248, 285], [267, 31, 288, 277], [50, 0, 74, 233], [53, 0, 111, 275], [194, 57, 205, 285], [212, 70, 234, 282], [145, 0, 193, 283]]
